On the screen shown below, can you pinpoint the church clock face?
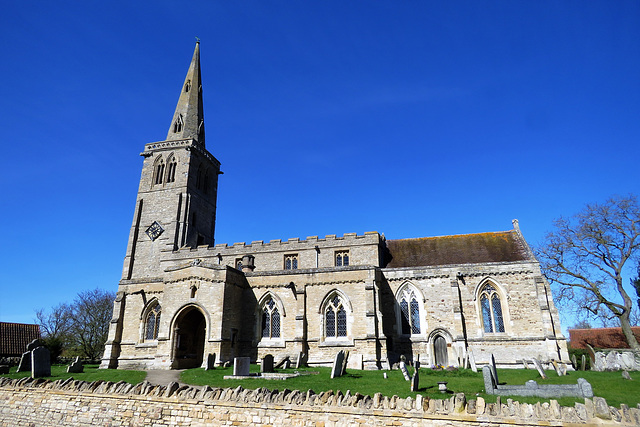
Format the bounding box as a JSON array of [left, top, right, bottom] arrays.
[[145, 221, 164, 241]]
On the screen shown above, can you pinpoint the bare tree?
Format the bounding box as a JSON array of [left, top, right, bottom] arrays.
[[68, 289, 115, 361], [537, 195, 640, 349], [36, 288, 115, 361]]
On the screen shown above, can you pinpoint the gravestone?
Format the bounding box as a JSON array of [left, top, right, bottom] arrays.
[[233, 357, 250, 376], [551, 360, 560, 376], [294, 352, 303, 369], [531, 358, 548, 379], [31, 346, 51, 378], [571, 354, 577, 369], [558, 363, 567, 376], [399, 360, 411, 381], [223, 361, 231, 368], [27, 339, 42, 351], [468, 348, 477, 373], [274, 356, 290, 369], [410, 370, 419, 392], [67, 356, 83, 374], [330, 350, 345, 379], [205, 353, 216, 370], [522, 359, 529, 369], [490, 354, 499, 386], [581, 354, 586, 371], [346, 353, 363, 370], [483, 366, 496, 390], [261, 354, 274, 373], [16, 352, 31, 372], [585, 344, 596, 368], [341, 350, 349, 375], [622, 371, 632, 380]]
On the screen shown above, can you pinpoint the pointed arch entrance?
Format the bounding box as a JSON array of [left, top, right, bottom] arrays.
[[172, 306, 206, 369]]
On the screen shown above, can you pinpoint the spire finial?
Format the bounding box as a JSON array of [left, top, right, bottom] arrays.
[[195, 36, 200, 44]]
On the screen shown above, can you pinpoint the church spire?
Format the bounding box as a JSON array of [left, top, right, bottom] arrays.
[[167, 41, 205, 146]]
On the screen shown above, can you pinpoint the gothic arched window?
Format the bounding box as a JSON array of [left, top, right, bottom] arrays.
[[399, 287, 421, 335], [154, 158, 165, 185], [325, 294, 348, 338], [166, 156, 177, 183], [145, 304, 161, 341], [261, 297, 280, 339], [480, 284, 505, 333], [173, 114, 184, 133]]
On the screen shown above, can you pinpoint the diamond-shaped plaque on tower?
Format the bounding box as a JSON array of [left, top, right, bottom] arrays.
[[145, 221, 164, 241]]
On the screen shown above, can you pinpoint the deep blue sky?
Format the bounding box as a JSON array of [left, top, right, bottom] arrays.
[[1, 1, 638, 328]]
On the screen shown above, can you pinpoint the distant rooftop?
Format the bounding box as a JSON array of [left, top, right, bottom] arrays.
[[384, 230, 531, 268], [0, 322, 40, 357]]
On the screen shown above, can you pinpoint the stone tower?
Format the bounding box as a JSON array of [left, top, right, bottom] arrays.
[[121, 42, 221, 280]]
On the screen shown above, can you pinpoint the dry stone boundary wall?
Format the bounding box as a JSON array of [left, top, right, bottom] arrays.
[[0, 376, 639, 426]]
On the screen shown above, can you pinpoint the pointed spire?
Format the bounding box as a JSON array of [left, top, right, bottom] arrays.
[[167, 41, 205, 146]]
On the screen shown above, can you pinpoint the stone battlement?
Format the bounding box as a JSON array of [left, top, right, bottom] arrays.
[[0, 376, 638, 426]]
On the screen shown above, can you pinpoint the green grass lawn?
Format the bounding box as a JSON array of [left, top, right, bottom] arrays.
[[181, 365, 640, 408], [2, 364, 637, 409], [0, 364, 146, 385]]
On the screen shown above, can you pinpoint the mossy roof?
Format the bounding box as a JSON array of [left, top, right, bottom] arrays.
[[384, 230, 531, 268]]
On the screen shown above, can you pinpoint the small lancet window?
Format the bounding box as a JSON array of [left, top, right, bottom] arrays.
[[190, 285, 197, 299], [184, 80, 191, 92], [167, 157, 177, 183], [173, 115, 184, 133], [154, 159, 165, 185], [145, 304, 161, 341], [261, 297, 281, 339], [480, 284, 505, 333]]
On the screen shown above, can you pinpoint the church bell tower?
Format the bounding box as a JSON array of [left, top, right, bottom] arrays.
[[122, 42, 221, 280]]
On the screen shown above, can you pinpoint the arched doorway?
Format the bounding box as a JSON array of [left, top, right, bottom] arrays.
[[434, 335, 448, 367], [173, 307, 206, 369]]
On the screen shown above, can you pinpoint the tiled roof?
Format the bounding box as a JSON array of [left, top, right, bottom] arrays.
[[568, 327, 640, 349], [0, 322, 41, 357], [384, 230, 531, 268]]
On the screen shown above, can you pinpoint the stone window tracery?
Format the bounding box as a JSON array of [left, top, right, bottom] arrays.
[[284, 254, 298, 270], [325, 294, 348, 338], [261, 297, 281, 339], [167, 156, 177, 183], [335, 250, 349, 267], [480, 284, 505, 333], [144, 304, 161, 341], [399, 287, 421, 335], [173, 114, 184, 133], [154, 158, 165, 185]]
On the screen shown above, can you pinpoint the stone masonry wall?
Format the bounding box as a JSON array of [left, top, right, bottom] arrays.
[[1, 377, 638, 426]]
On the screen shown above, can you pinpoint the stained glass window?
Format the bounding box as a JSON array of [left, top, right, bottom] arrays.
[[284, 254, 298, 270], [399, 287, 421, 335], [335, 251, 349, 267]]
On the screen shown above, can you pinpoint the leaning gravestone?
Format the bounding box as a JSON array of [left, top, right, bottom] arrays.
[[67, 356, 83, 374], [341, 350, 350, 376], [558, 363, 567, 376], [571, 354, 577, 369], [330, 350, 345, 379], [410, 369, 419, 392], [581, 354, 586, 371], [31, 346, 51, 378], [399, 360, 411, 381], [205, 353, 216, 370], [468, 348, 477, 373], [16, 352, 31, 372], [531, 358, 548, 379], [274, 356, 290, 369], [261, 354, 274, 373], [490, 354, 499, 386], [551, 360, 560, 376], [233, 357, 250, 376]]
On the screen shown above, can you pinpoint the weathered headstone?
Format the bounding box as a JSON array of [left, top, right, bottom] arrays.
[[551, 360, 560, 376], [558, 363, 567, 376], [205, 353, 216, 370], [468, 348, 477, 373], [16, 351, 31, 372], [531, 358, 548, 379], [274, 356, 290, 369], [222, 361, 231, 368], [410, 370, 419, 392], [522, 359, 529, 369], [27, 339, 42, 352], [31, 346, 51, 378], [581, 354, 586, 371], [294, 352, 303, 369], [346, 353, 363, 370], [571, 354, 577, 370], [585, 344, 596, 369], [341, 350, 350, 376], [261, 354, 274, 373], [331, 350, 345, 379], [399, 360, 411, 381], [67, 356, 84, 374], [622, 371, 632, 380], [490, 354, 499, 386], [483, 366, 496, 391], [233, 357, 250, 376]]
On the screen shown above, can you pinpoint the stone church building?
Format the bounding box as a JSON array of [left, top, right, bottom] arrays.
[[100, 43, 569, 371]]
